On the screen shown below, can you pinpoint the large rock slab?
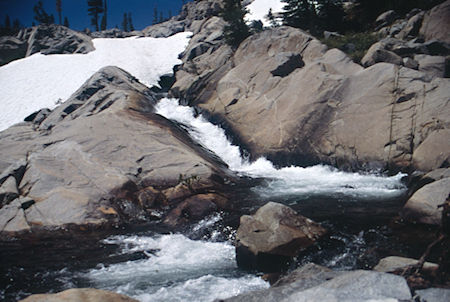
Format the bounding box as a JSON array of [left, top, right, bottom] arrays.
[[20, 288, 138, 302], [420, 0, 450, 43], [235, 202, 326, 272], [0, 66, 235, 237], [402, 177, 450, 225], [224, 267, 412, 302], [176, 26, 449, 172]]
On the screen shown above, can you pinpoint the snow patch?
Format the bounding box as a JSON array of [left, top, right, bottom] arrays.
[[246, 0, 285, 26], [0, 32, 191, 132]]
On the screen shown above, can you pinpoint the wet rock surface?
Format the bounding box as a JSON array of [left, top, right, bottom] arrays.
[[222, 264, 412, 302], [235, 202, 326, 272], [19, 288, 138, 302]]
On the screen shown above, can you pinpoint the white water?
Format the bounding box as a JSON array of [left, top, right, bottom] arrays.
[[86, 217, 268, 302], [155, 98, 407, 199]]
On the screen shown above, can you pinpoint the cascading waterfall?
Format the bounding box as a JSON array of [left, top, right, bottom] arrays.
[[61, 98, 411, 302], [155, 98, 407, 199]]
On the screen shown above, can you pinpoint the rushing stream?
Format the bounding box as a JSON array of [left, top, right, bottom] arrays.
[[1, 98, 411, 302]]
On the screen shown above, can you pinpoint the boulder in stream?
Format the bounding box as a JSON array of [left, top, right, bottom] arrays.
[[235, 202, 326, 272], [19, 288, 138, 302]]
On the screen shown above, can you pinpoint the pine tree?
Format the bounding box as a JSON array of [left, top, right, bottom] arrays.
[[100, 0, 107, 30], [152, 6, 158, 25], [266, 8, 279, 27], [281, 0, 318, 34], [87, 0, 104, 31], [5, 15, 11, 30], [63, 16, 69, 27], [56, 0, 62, 24], [34, 1, 54, 24], [128, 13, 134, 31], [122, 13, 128, 31], [221, 0, 251, 48], [159, 12, 164, 23]]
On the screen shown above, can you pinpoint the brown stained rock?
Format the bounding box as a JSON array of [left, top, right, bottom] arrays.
[[235, 202, 326, 272], [19, 288, 138, 302], [163, 193, 228, 227]]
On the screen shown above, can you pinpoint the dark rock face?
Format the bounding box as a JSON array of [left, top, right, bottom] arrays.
[[0, 24, 94, 66], [270, 52, 305, 77], [235, 202, 326, 272], [0, 36, 27, 66], [0, 66, 235, 237], [18, 24, 94, 56]]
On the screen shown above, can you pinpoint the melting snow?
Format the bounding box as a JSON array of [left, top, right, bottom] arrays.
[[246, 0, 285, 26], [0, 32, 191, 132]]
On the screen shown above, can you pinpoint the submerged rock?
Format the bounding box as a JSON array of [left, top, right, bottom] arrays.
[[235, 202, 326, 272], [20, 288, 138, 302]]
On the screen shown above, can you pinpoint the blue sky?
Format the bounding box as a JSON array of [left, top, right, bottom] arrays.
[[0, 0, 192, 31]]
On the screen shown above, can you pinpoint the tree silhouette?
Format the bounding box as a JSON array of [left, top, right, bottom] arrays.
[[122, 13, 128, 31], [63, 16, 69, 27], [100, 0, 107, 30], [221, 0, 250, 48], [34, 0, 54, 24], [87, 0, 104, 31], [56, 0, 62, 24], [128, 13, 134, 31]]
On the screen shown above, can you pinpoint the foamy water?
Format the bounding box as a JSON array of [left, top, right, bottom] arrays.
[[155, 98, 407, 199]]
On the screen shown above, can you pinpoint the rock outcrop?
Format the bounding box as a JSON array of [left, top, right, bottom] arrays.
[[235, 202, 326, 272], [174, 25, 449, 172], [0, 36, 27, 66], [420, 0, 450, 43], [223, 264, 412, 302], [18, 24, 94, 57], [20, 288, 138, 302], [0, 66, 235, 237], [0, 24, 94, 66]]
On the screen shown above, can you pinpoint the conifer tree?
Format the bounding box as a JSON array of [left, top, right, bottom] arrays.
[[4, 15, 11, 30], [159, 12, 164, 23], [221, 0, 251, 48], [281, 0, 318, 34], [34, 1, 54, 24], [63, 16, 69, 27], [122, 13, 128, 31], [266, 8, 279, 27], [152, 6, 158, 25], [87, 0, 104, 31], [56, 0, 62, 24], [100, 0, 107, 30], [128, 13, 134, 31]]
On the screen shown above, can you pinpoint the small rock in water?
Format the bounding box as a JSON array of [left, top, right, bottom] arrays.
[[235, 202, 327, 272]]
